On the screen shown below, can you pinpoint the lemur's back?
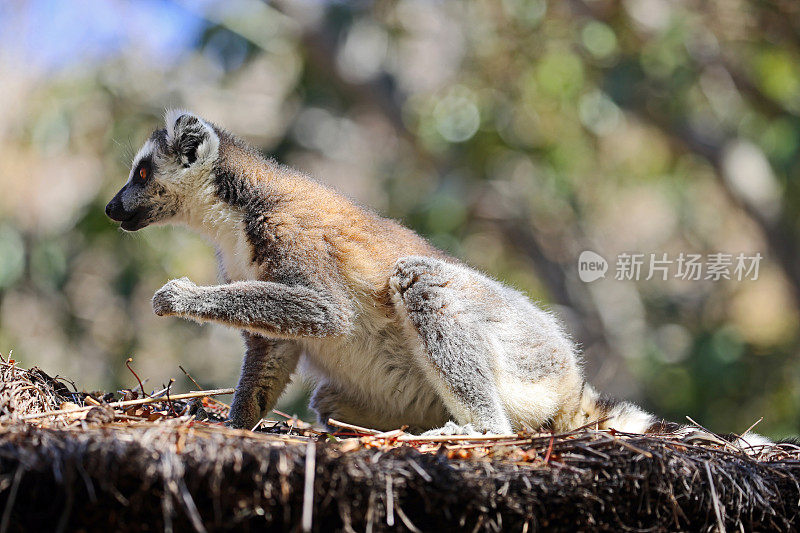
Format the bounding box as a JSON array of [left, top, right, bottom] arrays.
[[213, 128, 448, 292]]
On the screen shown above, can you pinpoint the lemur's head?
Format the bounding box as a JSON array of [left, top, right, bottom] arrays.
[[105, 110, 220, 231]]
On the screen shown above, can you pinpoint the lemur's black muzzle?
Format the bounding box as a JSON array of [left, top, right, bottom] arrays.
[[105, 185, 150, 231], [104, 195, 125, 221]]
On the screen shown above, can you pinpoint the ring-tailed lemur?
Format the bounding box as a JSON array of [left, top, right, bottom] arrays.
[[105, 110, 770, 448]]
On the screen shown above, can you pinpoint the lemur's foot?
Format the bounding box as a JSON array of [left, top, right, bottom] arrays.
[[152, 277, 198, 316], [225, 417, 253, 430], [226, 395, 264, 431], [421, 421, 483, 437], [390, 256, 455, 312], [391, 257, 450, 292]]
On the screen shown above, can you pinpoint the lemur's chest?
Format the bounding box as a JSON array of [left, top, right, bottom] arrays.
[[207, 209, 259, 282], [217, 231, 257, 282]]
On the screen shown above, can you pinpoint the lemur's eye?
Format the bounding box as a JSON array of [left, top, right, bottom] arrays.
[[139, 168, 147, 180]]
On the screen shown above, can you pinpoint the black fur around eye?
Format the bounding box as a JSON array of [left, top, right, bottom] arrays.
[[136, 158, 154, 182]]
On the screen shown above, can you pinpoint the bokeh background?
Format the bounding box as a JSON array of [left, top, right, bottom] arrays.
[[1, 0, 799, 437]]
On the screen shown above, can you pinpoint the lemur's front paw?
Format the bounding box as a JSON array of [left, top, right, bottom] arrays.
[[152, 277, 198, 316]]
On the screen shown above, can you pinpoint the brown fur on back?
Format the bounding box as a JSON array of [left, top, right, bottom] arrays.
[[213, 128, 448, 298]]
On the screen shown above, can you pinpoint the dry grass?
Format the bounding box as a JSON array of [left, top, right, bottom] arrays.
[[0, 356, 75, 424], [0, 356, 798, 532]]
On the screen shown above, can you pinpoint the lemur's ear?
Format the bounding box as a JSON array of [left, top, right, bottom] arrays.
[[165, 109, 219, 168]]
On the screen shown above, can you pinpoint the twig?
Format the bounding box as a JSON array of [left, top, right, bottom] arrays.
[[19, 389, 236, 420], [686, 416, 744, 454], [408, 460, 432, 482], [302, 440, 316, 533], [0, 466, 23, 533], [328, 418, 381, 435], [610, 436, 654, 459], [740, 417, 764, 439], [397, 433, 519, 443], [165, 379, 177, 417], [385, 475, 394, 527], [179, 365, 203, 390], [395, 504, 422, 533], [112, 413, 149, 421], [373, 429, 405, 440], [704, 461, 727, 533], [125, 358, 149, 398], [447, 439, 533, 451], [148, 385, 171, 399], [570, 416, 614, 433], [544, 433, 555, 464], [179, 366, 230, 409]]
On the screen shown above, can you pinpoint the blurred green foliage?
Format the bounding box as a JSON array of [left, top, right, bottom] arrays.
[[1, 0, 800, 436]]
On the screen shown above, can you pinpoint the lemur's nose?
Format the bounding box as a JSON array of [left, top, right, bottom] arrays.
[[105, 193, 127, 221]]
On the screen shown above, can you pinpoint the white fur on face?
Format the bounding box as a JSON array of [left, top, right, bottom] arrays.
[[128, 140, 156, 183]]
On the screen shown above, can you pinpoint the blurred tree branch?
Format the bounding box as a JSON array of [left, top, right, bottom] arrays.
[[567, 0, 800, 309], [622, 99, 800, 307]]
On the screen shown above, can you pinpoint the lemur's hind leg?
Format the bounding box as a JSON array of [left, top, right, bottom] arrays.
[[227, 334, 301, 429], [390, 256, 513, 435], [310, 381, 408, 433]]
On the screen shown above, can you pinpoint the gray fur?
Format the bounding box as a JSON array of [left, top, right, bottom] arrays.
[[104, 111, 771, 450], [391, 257, 514, 433], [152, 277, 352, 337], [228, 335, 301, 430]]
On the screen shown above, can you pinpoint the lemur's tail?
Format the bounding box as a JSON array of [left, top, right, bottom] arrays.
[[578, 384, 772, 452]]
